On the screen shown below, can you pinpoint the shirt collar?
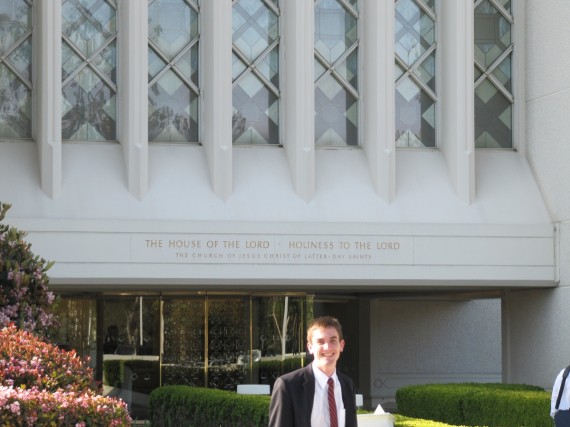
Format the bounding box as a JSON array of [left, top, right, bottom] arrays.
[[312, 361, 338, 389]]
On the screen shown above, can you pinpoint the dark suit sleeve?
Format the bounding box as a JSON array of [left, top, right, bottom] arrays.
[[340, 373, 358, 427], [269, 376, 294, 427]]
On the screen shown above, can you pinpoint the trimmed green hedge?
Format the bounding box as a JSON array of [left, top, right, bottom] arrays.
[[149, 385, 270, 427], [396, 383, 551, 427], [148, 385, 466, 427]]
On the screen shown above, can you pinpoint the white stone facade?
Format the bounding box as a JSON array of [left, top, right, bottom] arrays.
[[0, 0, 568, 408]]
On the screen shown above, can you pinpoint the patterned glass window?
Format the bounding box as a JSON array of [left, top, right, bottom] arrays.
[[395, 0, 436, 148], [474, 0, 513, 148], [148, 0, 200, 143], [0, 0, 32, 139], [314, 0, 358, 146], [232, 0, 280, 145], [62, 0, 117, 141]]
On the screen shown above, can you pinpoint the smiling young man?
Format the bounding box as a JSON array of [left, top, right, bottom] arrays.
[[268, 316, 358, 427]]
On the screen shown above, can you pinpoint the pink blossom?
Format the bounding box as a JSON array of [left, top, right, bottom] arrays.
[[9, 401, 20, 415]]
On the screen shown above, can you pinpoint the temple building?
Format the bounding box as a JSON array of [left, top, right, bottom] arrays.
[[0, 0, 568, 420]]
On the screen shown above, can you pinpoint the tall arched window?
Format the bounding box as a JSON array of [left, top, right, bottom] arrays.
[[62, 0, 117, 141], [474, 0, 513, 149], [0, 0, 32, 139], [232, 0, 280, 145], [395, 0, 437, 148], [314, 0, 359, 146], [148, 0, 200, 143]]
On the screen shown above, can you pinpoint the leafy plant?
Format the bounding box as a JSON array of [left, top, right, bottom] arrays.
[[0, 202, 57, 335], [0, 324, 92, 392], [0, 324, 132, 426]]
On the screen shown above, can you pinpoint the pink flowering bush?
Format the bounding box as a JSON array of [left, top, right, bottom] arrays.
[[0, 325, 132, 426], [0, 386, 131, 426], [0, 324, 92, 392], [0, 202, 57, 335]]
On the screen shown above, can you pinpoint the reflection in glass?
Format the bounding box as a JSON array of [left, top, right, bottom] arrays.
[[48, 298, 97, 363], [62, 0, 117, 141], [148, 0, 199, 143], [48, 294, 311, 420], [101, 297, 160, 420], [0, 0, 32, 139], [232, 0, 280, 145], [252, 296, 306, 388], [315, 0, 359, 146], [474, 0, 513, 148], [395, 0, 436, 148]]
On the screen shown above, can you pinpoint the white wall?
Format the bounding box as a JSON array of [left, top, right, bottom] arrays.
[[370, 299, 502, 410], [502, 0, 570, 389]]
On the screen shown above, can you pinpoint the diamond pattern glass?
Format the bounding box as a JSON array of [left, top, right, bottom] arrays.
[[233, 0, 280, 145], [395, 0, 437, 148], [162, 298, 206, 387], [0, 0, 32, 139], [207, 299, 248, 390], [149, 0, 199, 143], [315, 0, 359, 146], [474, 0, 513, 148], [62, 0, 117, 141]]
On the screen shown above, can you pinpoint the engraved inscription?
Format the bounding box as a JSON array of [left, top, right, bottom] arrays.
[[133, 234, 411, 265]]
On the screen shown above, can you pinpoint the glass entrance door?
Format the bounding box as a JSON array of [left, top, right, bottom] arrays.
[[206, 297, 249, 390], [161, 296, 250, 391], [161, 297, 206, 387]]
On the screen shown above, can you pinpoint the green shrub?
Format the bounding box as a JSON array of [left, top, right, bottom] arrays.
[[148, 385, 465, 427], [396, 383, 551, 427], [149, 385, 270, 427]]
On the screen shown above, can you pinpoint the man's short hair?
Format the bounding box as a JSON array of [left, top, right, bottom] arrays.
[[307, 316, 343, 342]]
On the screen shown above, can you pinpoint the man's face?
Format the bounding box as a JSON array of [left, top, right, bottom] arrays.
[[307, 326, 345, 374]]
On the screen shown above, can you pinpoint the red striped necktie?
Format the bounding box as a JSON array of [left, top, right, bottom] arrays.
[[327, 377, 338, 427]]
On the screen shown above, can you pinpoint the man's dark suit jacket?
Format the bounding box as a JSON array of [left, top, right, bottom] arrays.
[[268, 364, 358, 427]]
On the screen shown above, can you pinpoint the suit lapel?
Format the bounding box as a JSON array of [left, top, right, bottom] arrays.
[[302, 364, 315, 427]]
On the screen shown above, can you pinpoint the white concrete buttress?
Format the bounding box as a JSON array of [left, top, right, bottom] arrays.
[[202, 1, 233, 200], [35, 0, 62, 198], [440, 0, 475, 204], [281, 0, 315, 202], [361, 0, 396, 203], [118, 0, 149, 200]]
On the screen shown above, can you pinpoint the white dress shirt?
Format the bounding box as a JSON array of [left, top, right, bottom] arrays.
[[551, 367, 570, 418], [311, 362, 346, 427]]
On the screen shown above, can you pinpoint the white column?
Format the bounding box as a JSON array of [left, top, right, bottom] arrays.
[[35, 0, 62, 198], [118, 0, 148, 200], [440, 0, 475, 204], [281, 0, 315, 202], [201, 0, 233, 200], [361, 0, 396, 203]]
